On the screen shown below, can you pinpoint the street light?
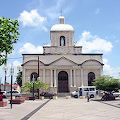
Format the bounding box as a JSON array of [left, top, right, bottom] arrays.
[[37, 77, 40, 99], [10, 65, 14, 109], [0, 77, 2, 90], [32, 75, 35, 101], [3, 65, 7, 91]]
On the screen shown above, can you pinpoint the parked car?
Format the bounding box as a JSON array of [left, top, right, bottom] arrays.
[[101, 92, 115, 101], [40, 92, 56, 99], [71, 86, 97, 98], [5, 90, 21, 98], [112, 92, 120, 97]]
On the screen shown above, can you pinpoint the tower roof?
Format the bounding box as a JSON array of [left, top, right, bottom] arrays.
[[50, 16, 74, 31]]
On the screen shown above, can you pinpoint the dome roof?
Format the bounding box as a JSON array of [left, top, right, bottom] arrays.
[[51, 24, 74, 31], [50, 16, 74, 31]]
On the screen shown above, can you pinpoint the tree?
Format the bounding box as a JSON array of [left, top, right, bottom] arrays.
[[94, 75, 120, 92], [21, 80, 49, 93], [21, 82, 32, 93], [16, 71, 22, 87], [0, 17, 19, 65]]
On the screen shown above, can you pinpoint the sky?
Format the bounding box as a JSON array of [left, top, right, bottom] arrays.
[[0, 0, 120, 83]]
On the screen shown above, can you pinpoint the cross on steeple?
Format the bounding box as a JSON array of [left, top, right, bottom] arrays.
[[60, 9, 63, 16]]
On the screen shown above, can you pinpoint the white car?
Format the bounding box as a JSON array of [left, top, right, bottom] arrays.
[[113, 92, 120, 97], [71, 86, 97, 98], [5, 90, 21, 97]]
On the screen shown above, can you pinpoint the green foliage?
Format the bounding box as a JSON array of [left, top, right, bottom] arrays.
[[94, 75, 120, 92], [34, 80, 45, 89], [16, 71, 22, 87], [21, 82, 32, 92], [43, 83, 49, 90], [0, 17, 19, 65], [21, 80, 49, 92]]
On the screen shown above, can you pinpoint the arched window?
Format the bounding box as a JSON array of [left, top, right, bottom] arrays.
[[60, 36, 65, 46], [88, 72, 95, 86], [30, 72, 38, 82]]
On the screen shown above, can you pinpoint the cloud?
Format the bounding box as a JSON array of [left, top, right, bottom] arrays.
[[12, 60, 21, 67], [76, 31, 113, 53], [103, 58, 120, 78], [95, 8, 100, 15], [19, 42, 43, 54], [18, 9, 47, 30], [12, 60, 22, 80], [103, 58, 113, 76]]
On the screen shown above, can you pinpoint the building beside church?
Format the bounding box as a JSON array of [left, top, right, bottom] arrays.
[[22, 16, 103, 93]]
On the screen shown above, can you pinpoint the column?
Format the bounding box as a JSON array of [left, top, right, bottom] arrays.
[[54, 69, 57, 87], [81, 67, 84, 86], [73, 69, 76, 87], [70, 69, 73, 87], [50, 69, 53, 87], [43, 69, 45, 82], [27, 76, 30, 82], [23, 68, 26, 84]]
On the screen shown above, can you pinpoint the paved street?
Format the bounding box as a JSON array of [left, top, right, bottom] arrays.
[[0, 98, 120, 120]]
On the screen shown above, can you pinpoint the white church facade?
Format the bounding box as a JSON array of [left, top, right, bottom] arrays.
[[22, 16, 103, 93]]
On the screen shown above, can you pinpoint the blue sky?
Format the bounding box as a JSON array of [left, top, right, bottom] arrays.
[[0, 0, 120, 83]]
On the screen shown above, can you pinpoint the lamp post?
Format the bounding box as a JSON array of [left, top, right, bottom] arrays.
[[0, 77, 2, 90], [4, 65, 7, 91], [32, 75, 35, 101], [10, 65, 14, 109], [37, 56, 40, 99]]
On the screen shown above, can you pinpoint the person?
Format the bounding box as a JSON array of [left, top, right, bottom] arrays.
[[79, 88, 82, 96], [86, 92, 90, 102]]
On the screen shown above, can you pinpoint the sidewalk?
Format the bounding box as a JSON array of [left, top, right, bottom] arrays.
[[0, 98, 120, 120], [0, 99, 48, 120]]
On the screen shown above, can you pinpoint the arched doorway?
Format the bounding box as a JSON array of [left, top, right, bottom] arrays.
[[58, 71, 69, 93], [88, 72, 95, 86], [30, 72, 38, 82]]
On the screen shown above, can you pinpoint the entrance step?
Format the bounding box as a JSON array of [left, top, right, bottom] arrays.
[[57, 93, 71, 97]]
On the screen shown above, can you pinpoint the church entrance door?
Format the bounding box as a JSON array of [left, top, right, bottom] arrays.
[[58, 71, 69, 93]]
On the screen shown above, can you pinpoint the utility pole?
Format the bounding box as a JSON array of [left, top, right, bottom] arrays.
[[37, 56, 40, 99], [32, 75, 35, 101], [38, 56, 39, 77]]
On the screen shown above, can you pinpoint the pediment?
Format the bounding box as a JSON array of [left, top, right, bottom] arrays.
[[49, 57, 78, 66], [22, 60, 44, 66], [81, 60, 103, 66]]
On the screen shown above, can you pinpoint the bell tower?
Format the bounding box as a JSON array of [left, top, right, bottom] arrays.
[[43, 16, 82, 54], [50, 16, 74, 47]]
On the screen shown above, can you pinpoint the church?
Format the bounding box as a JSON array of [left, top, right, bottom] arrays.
[[22, 16, 103, 93]]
